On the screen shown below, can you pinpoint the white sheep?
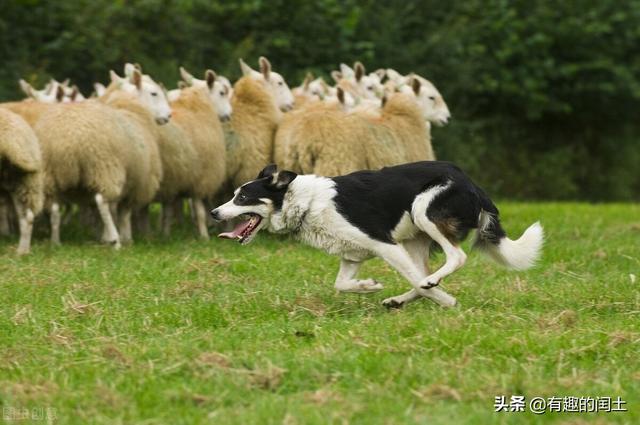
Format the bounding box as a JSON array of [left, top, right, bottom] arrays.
[[31, 68, 168, 248], [156, 73, 228, 239], [224, 57, 294, 189], [274, 78, 440, 176], [0, 108, 44, 255]]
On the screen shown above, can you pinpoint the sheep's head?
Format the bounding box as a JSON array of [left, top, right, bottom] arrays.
[[180, 67, 232, 121], [240, 57, 294, 112], [20, 79, 69, 103], [112, 67, 172, 125], [353, 62, 384, 100], [401, 76, 451, 126]]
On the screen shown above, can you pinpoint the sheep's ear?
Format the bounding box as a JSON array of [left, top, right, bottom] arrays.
[[386, 69, 401, 82], [354, 61, 365, 82], [205, 69, 217, 89], [18, 79, 33, 97], [94, 83, 106, 97], [337, 87, 345, 105], [133, 63, 142, 72], [109, 70, 122, 85], [179, 66, 194, 85], [257, 163, 277, 179], [302, 72, 313, 91], [45, 80, 56, 95], [239, 58, 253, 76], [124, 63, 136, 78], [340, 63, 353, 77], [259, 56, 271, 81], [70, 85, 80, 101], [60, 78, 70, 87], [331, 71, 342, 83], [177, 81, 187, 89], [55, 85, 65, 102], [411, 77, 421, 95], [132, 69, 143, 90], [374, 68, 386, 80]]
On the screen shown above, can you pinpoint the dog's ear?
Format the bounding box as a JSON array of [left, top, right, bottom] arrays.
[[257, 163, 277, 179], [274, 170, 297, 189]]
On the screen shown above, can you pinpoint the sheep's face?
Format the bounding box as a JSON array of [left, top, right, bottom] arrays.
[[208, 81, 232, 122], [140, 80, 172, 124], [178, 68, 233, 121], [241, 57, 295, 112], [401, 77, 451, 126], [357, 74, 385, 100], [125, 76, 172, 125]]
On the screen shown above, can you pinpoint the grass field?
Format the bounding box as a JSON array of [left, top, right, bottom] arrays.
[[1, 202, 638, 424]]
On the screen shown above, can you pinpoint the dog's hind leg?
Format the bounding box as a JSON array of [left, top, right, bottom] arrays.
[[382, 236, 457, 308], [372, 242, 457, 308], [334, 258, 384, 293]]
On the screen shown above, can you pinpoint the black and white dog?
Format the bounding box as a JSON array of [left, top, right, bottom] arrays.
[[211, 161, 543, 308]]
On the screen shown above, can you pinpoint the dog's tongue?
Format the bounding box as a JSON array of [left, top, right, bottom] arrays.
[[218, 219, 251, 239]]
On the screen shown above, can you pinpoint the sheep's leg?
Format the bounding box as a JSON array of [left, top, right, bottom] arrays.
[[372, 242, 457, 308], [192, 198, 210, 240], [334, 258, 383, 293], [161, 201, 174, 237], [173, 198, 185, 225], [95, 194, 120, 250], [0, 198, 11, 236], [50, 202, 61, 245], [11, 196, 34, 256], [188, 198, 197, 225], [118, 206, 133, 244], [135, 205, 151, 236]]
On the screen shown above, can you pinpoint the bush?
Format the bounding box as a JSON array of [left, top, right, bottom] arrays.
[[1, 0, 638, 200]]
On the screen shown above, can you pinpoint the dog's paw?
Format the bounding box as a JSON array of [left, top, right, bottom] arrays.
[[382, 296, 405, 309], [420, 277, 440, 290], [358, 279, 384, 293], [337, 279, 383, 293]]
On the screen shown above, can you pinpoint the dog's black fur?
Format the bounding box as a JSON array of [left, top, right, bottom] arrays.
[[332, 161, 505, 245]]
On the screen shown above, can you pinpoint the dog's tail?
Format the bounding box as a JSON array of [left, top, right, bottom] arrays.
[[473, 196, 543, 271]]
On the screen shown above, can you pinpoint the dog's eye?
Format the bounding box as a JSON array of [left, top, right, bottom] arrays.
[[237, 194, 247, 202]]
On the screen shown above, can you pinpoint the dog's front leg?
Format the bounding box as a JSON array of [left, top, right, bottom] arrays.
[[372, 243, 457, 308], [334, 258, 384, 293]]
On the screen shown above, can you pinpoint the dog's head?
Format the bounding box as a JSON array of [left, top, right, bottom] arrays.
[[211, 164, 297, 245]]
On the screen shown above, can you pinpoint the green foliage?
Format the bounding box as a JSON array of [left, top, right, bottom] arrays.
[[1, 0, 639, 200], [1, 203, 639, 423]]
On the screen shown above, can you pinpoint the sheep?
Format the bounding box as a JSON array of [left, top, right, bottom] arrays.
[[331, 62, 385, 100], [179, 67, 234, 100], [274, 78, 441, 176], [31, 68, 168, 248], [20, 79, 84, 103], [177, 67, 232, 121], [0, 108, 44, 255], [155, 75, 227, 239], [224, 57, 293, 190]]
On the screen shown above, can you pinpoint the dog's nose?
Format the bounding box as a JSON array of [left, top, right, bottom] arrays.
[[210, 208, 221, 221]]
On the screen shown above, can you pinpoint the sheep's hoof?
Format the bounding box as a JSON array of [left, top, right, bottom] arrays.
[[16, 248, 30, 256]]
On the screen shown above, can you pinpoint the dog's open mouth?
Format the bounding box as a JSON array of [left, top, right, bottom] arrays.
[[217, 214, 263, 245]]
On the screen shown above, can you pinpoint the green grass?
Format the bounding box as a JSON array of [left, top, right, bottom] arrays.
[[1, 203, 639, 424]]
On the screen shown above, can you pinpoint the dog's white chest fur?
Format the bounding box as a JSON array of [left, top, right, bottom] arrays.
[[267, 175, 373, 261]]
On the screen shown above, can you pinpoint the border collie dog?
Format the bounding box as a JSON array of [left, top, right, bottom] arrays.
[[211, 162, 543, 308]]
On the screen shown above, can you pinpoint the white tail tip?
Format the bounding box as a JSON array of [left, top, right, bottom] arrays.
[[490, 221, 544, 270]]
